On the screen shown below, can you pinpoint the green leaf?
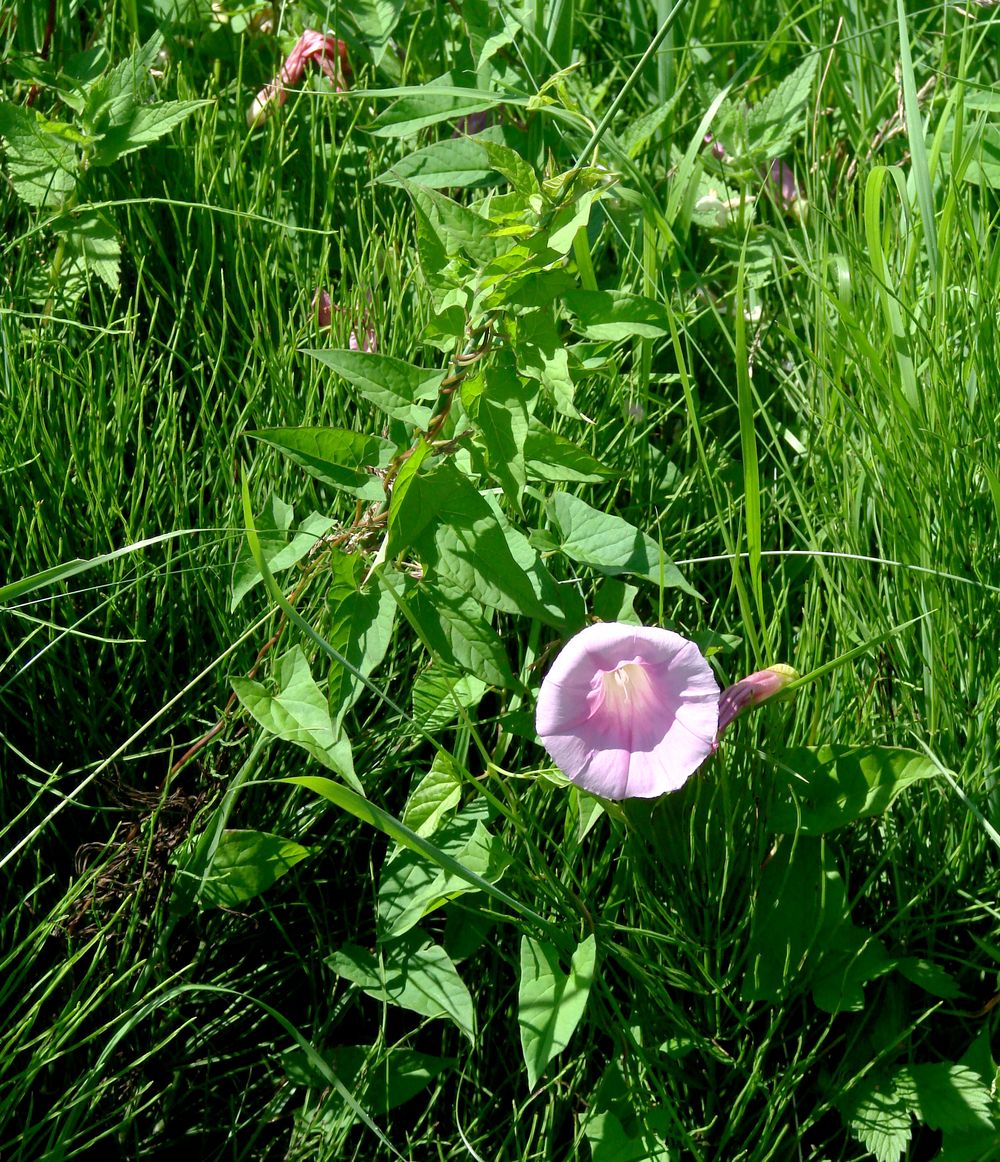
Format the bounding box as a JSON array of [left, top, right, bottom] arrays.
[[405, 181, 499, 267], [197, 829, 312, 909], [378, 136, 495, 189], [231, 496, 334, 610], [842, 1076, 913, 1162], [325, 560, 399, 730], [518, 934, 596, 1089], [468, 362, 530, 507], [552, 491, 697, 596], [895, 957, 964, 999], [303, 349, 441, 427], [282, 1044, 454, 1118], [412, 666, 487, 732], [83, 33, 164, 133], [524, 423, 615, 482], [770, 746, 938, 835], [396, 461, 567, 622], [0, 103, 78, 208], [517, 308, 579, 418], [563, 290, 671, 340], [401, 753, 463, 837], [351, 0, 405, 48], [60, 208, 120, 288], [894, 1064, 995, 1133], [248, 427, 394, 501], [481, 139, 539, 195], [370, 74, 501, 138], [90, 99, 206, 167], [408, 582, 518, 690], [329, 931, 476, 1042], [232, 646, 360, 791], [746, 55, 818, 159], [378, 806, 509, 940]]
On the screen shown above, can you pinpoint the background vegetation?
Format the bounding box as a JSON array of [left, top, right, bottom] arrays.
[[2, 1, 1000, 1159]]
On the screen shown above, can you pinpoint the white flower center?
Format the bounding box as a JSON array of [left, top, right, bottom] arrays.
[[600, 661, 654, 715]]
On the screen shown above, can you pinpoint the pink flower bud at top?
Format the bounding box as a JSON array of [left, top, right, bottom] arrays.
[[717, 663, 799, 735], [248, 31, 351, 127]]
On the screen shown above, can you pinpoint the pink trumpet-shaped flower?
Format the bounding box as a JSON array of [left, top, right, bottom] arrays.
[[717, 664, 799, 735], [536, 622, 720, 800], [248, 30, 351, 128]]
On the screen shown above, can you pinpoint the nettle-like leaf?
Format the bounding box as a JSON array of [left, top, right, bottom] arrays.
[[58, 208, 120, 288], [0, 103, 79, 208], [745, 54, 818, 160], [518, 934, 596, 1089], [231, 645, 360, 790], [769, 746, 938, 834]]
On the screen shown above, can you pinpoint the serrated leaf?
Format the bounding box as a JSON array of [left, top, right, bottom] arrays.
[[519, 934, 596, 1089], [249, 427, 394, 501], [843, 1077, 913, 1162], [61, 208, 120, 288], [304, 349, 441, 426], [770, 746, 938, 834], [0, 103, 77, 208], [198, 829, 312, 908], [894, 1064, 995, 1133], [746, 55, 818, 158], [896, 957, 964, 999], [552, 491, 697, 596], [231, 646, 360, 791], [329, 931, 476, 1042], [563, 289, 671, 340], [91, 99, 206, 167]]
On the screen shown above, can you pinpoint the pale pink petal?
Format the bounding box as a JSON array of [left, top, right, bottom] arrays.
[[536, 623, 720, 800]]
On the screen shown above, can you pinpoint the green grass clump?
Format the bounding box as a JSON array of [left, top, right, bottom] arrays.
[[3, 2, 1000, 1159]]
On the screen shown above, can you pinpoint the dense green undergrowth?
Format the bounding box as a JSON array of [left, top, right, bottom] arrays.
[[3, 1, 1000, 1159]]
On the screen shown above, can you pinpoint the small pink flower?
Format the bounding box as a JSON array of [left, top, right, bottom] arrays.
[[248, 30, 351, 127], [536, 622, 720, 800], [313, 288, 332, 330], [767, 159, 800, 213], [717, 664, 799, 735], [349, 319, 377, 353]]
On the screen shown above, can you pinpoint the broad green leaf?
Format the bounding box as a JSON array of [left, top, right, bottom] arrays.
[[378, 136, 495, 188], [517, 308, 579, 417], [546, 189, 599, 255], [894, 1064, 995, 1133], [325, 559, 399, 730], [401, 753, 463, 837], [232, 646, 360, 790], [412, 666, 487, 732], [469, 362, 531, 507], [351, 0, 405, 48], [90, 99, 207, 167], [61, 208, 120, 288], [895, 957, 963, 999], [481, 139, 539, 195], [370, 74, 500, 138], [408, 582, 518, 690], [83, 33, 164, 134], [770, 746, 938, 834], [304, 349, 441, 426], [552, 491, 697, 596], [0, 103, 77, 208], [282, 1044, 454, 1117], [584, 1112, 672, 1162], [378, 807, 509, 940], [841, 1077, 913, 1162], [397, 461, 566, 623], [249, 427, 394, 501], [329, 931, 476, 1041], [746, 55, 818, 158], [563, 290, 671, 340], [198, 829, 312, 908], [231, 496, 334, 610], [406, 182, 499, 267], [518, 934, 596, 1089], [524, 423, 615, 482]]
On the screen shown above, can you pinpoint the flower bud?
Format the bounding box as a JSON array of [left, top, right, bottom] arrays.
[[717, 664, 799, 734]]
